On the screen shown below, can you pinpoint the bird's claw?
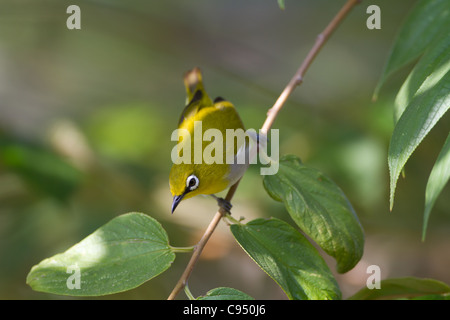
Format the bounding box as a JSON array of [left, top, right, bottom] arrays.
[[210, 195, 232, 213]]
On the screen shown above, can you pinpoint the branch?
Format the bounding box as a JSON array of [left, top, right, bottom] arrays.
[[167, 182, 240, 300], [261, 0, 361, 134], [167, 0, 360, 300]]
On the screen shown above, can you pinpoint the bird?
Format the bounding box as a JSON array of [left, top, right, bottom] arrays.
[[169, 67, 249, 214]]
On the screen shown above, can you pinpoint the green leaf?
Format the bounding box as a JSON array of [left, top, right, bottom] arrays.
[[230, 218, 341, 300], [277, 0, 285, 10], [394, 25, 450, 122], [423, 132, 450, 241], [388, 62, 450, 210], [197, 287, 254, 300], [26, 212, 175, 296], [374, 0, 450, 98], [348, 277, 450, 300], [263, 155, 364, 273], [411, 293, 450, 300], [0, 140, 81, 200]]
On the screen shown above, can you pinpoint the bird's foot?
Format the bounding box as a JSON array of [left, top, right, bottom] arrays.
[[210, 195, 232, 213]]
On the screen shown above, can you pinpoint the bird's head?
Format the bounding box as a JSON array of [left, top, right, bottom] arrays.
[[169, 164, 202, 213]]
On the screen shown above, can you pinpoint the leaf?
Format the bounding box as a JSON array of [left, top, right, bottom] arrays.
[[411, 293, 450, 300], [377, 0, 450, 220], [394, 25, 450, 122], [423, 132, 450, 241], [231, 218, 341, 300], [0, 140, 81, 200], [348, 277, 450, 300], [277, 0, 285, 10], [388, 63, 450, 210], [26, 212, 175, 296], [263, 155, 364, 273], [374, 0, 450, 98], [197, 287, 254, 300]]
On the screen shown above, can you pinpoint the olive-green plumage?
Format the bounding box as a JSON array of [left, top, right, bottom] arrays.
[[169, 67, 247, 213]]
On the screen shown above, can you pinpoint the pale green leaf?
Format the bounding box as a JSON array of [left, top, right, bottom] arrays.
[[394, 24, 450, 122], [374, 0, 450, 98], [26, 212, 175, 296], [389, 64, 450, 210]]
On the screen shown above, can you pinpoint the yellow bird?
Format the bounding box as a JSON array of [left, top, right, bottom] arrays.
[[169, 67, 248, 213]]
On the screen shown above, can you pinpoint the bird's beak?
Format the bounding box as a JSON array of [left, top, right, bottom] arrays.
[[171, 194, 185, 214]]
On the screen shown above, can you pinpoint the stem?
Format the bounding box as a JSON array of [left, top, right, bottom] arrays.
[[169, 245, 195, 253], [261, 0, 361, 135], [184, 283, 196, 300], [224, 213, 243, 225], [167, 181, 240, 300], [167, 0, 360, 300]]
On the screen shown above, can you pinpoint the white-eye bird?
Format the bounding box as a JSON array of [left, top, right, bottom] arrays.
[[169, 67, 248, 213]]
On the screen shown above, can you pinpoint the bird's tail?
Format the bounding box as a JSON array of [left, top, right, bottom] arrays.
[[183, 67, 212, 105]]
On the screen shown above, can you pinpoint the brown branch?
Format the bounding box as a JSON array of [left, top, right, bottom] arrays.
[[261, 0, 361, 134], [167, 181, 240, 300], [167, 0, 360, 300]]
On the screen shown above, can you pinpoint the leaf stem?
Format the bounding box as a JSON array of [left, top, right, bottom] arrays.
[[224, 213, 243, 225], [167, 0, 360, 300], [170, 245, 195, 253], [184, 283, 196, 300]]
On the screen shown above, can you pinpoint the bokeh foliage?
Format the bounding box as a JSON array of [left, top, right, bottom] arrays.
[[0, 0, 449, 299]]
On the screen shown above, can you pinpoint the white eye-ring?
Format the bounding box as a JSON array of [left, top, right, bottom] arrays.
[[186, 175, 199, 191]]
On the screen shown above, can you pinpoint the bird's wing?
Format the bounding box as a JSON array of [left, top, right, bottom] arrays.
[[178, 89, 204, 126]]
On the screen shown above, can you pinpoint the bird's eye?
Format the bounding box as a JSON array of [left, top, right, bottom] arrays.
[[186, 175, 199, 191]]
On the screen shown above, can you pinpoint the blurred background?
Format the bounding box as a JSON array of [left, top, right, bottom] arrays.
[[0, 0, 449, 299]]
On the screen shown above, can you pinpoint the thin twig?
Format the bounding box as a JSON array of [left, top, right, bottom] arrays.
[[261, 0, 361, 134], [167, 181, 240, 300], [167, 0, 360, 300]]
